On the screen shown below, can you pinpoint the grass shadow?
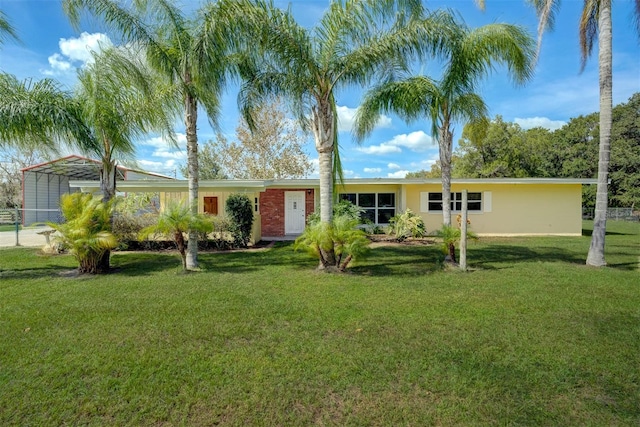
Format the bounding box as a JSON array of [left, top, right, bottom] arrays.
[[469, 245, 587, 269], [111, 252, 189, 276], [582, 228, 634, 237]]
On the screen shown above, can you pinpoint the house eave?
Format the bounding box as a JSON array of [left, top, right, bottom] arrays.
[[69, 177, 596, 191]]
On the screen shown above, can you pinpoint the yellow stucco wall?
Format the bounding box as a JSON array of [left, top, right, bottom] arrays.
[[160, 190, 263, 244], [404, 183, 583, 236], [156, 182, 583, 238]]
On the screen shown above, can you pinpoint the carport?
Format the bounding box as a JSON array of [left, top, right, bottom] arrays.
[[21, 155, 170, 225]]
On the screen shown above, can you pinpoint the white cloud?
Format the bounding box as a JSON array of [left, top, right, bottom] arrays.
[[363, 167, 382, 173], [514, 117, 567, 131], [357, 143, 402, 155], [386, 131, 432, 151], [357, 130, 432, 155], [60, 32, 112, 63], [387, 163, 401, 170], [139, 133, 187, 150], [387, 170, 409, 178], [137, 134, 188, 172], [308, 158, 320, 178], [42, 32, 112, 76], [337, 105, 391, 133], [409, 153, 439, 170], [46, 53, 72, 73], [137, 159, 177, 175]]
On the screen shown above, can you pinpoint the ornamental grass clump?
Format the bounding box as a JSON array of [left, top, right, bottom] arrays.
[[387, 209, 427, 241]]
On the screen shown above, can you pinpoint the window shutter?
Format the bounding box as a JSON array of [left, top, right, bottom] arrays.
[[483, 191, 492, 213], [420, 192, 429, 212]]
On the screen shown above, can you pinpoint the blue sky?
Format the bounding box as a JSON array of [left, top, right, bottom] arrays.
[[1, 0, 638, 179]]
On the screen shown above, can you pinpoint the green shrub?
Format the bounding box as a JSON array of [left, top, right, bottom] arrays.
[[225, 193, 254, 248], [388, 209, 427, 241], [112, 212, 158, 243]]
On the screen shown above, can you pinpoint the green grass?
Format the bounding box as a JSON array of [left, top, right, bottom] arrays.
[[1, 221, 639, 426], [0, 224, 21, 232]]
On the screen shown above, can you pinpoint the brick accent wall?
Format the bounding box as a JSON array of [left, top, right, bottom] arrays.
[[260, 188, 315, 237]]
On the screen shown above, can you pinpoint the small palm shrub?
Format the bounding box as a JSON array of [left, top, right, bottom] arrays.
[[387, 209, 427, 241], [434, 224, 478, 264], [48, 193, 118, 274], [295, 213, 370, 272], [139, 200, 213, 270], [225, 193, 254, 248]]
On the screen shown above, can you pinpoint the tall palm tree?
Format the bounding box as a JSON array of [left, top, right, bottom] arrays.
[[63, 0, 237, 269], [355, 19, 535, 227], [232, 0, 452, 267], [523, 0, 640, 266], [0, 47, 177, 271], [76, 46, 179, 203]]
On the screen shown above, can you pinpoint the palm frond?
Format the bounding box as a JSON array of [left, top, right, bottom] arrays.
[[579, 0, 600, 71], [0, 73, 95, 152], [0, 10, 20, 46], [354, 77, 439, 141]]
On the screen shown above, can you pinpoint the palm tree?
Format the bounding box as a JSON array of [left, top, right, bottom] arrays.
[[522, 0, 640, 266], [76, 46, 179, 203], [0, 47, 177, 271], [355, 19, 535, 227], [139, 200, 213, 271], [232, 0, 452, 267], [63, 0, 237, 269], [49, 192, 118, 274]]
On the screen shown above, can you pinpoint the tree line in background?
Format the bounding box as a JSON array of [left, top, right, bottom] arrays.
[[178, 97, 313, 180], [408, 92, 640, 210]]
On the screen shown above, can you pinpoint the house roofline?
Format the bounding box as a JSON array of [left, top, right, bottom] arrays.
[[21, 154, 174, 180], [70, 177, 596, 190]]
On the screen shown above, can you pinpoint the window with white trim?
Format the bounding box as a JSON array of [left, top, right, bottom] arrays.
[[422, 192, 482, 212], [339, 192, 396, 224]]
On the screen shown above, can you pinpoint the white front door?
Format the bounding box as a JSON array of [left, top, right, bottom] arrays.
[[285, 191, 306, 234]]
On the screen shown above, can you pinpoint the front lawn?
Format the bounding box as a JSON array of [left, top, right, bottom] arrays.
[[1, 221, 638, 426]]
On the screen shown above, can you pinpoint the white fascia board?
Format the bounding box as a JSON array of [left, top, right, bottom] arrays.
[[401, 178, 596, 185], [70, 177, 597, 191], [69, 179, 267, 192]]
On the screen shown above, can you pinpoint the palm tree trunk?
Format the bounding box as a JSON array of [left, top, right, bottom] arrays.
[[311, 101, 336, 267], [185, 92, 199, 270], [439, 126, 453, 227], [586, 0, 611, 267], [98, 160, 117, 272]]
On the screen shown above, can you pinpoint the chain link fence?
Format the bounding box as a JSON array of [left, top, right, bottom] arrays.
[[582, 207, 639, 221], [0, 208, 63, 247]]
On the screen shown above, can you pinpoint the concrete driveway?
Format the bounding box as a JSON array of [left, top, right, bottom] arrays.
[[0, 227, 53, 248]]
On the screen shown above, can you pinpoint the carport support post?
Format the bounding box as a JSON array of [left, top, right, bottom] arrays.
[[14, 206, 20, 247], [460, 190, 468, 271]]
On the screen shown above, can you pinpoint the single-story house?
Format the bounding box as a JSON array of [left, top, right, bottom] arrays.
[[69, 176, 596, 240], [21, 155, 173, 225]]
